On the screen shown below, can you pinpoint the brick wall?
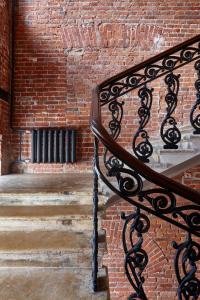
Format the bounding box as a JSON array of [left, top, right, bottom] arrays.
[[12, 0, 200, 173], [0, 0, 11, 175]]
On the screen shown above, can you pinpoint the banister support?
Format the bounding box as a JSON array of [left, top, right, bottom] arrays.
[[122, 208, 149, 300]]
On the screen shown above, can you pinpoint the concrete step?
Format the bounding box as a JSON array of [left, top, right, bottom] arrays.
[[0, 204, 106, 232], [153, 148, 197, 165], [0, 192, 93, 206], [0, 229, 106, 267], [0, 229, 106, 251], [0, 267, 108, 300], [0, 248, 106, 268], [0, 230, 92, 252]]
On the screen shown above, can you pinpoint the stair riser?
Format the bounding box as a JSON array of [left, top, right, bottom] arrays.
[[0, 249, 105, 268], [0, 194, 93, 205], [0, 218, 94, 232]]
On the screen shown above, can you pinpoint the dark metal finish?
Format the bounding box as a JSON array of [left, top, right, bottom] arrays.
[[71, 129, 76, 163], [132, 85, 153, 162], [31, 129, 77, 163], [121, 208, 149, 300], [48, 130, 53, 163], [65, 130, 70, 163], [0, 88, 9, 102], [99, 37, 200, 105], [160, 73, 181, 149], [103, 162, 200, 237], [108, 100, 124, 140], [90, 35, 200, 299], [190, 59, 200, 134], [92, 137, 99, 292], [42, 130, 47, 163], [104, 99, 124, 171], [172, 234, 200, 299]]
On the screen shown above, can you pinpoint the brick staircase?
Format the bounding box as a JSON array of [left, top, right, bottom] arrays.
[[0, 174, 109, 300]]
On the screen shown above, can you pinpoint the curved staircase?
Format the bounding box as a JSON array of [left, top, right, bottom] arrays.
[[90, 35, 200, 299]]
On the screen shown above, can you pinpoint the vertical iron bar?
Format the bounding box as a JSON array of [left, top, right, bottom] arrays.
[[36, 130, 41, 163], [59, 130, 64, 163], [71, 129, 76, 163], [65, 130, 70, 163], [92, 137, 99, 292], [53, 130, 58, 163], [48, 130, 53, 163], [31, 130, 35, 163], [42, 129, 47, 163]]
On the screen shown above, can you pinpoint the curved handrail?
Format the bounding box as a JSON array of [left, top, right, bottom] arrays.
[[99, 34, 200, 89], [90, 87, 200, 206]]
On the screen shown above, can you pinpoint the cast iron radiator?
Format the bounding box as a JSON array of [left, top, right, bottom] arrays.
[[31, 129, 76, 163]]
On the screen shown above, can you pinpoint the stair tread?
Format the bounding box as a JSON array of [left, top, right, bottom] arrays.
[[0, 205, 93, 217], [0, 230, 92, 251], [0, 267, 108, 300], [0, 173, 93, 194]]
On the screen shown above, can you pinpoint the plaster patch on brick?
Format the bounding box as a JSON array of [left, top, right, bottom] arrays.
[[61, 23, 164, 50]]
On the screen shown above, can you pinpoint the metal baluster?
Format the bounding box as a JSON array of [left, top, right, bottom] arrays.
[[172, 233, 200, 300], [190, 59, 200, 134], [92, 137, 99, 292], [121, 208, 150, 300], [132, 85, 153, 162], [160, 72, 181, 149]]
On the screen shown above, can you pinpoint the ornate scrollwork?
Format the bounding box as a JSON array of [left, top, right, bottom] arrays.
[[173, 206, 200, 232], [139, 189, 200, 236], [104, 149, 124, 171], [121, 208, 150, 300], [172, 233, 200, 300], [103, 99, 124, 171], [190, 59, 200, 134], [160, 72, 181, 149], [108, 167, 143, 197], [132, 85, 153, 162], [108, 100, 124, 139], [99, 42, 200, 105]]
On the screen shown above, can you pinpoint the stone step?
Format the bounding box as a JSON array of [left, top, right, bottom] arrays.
[[0, 229, 106, 250], [0, 230, 92, 251], [0, 204, 106, 232], [0, 192, 93, 206], [153, 148, 197, 165], [0, 217, 93, 232], [0, 248, 106, 268], [0, 267, 108, 300], [0, 205, 93, 217], [0, 229, 106, 267]]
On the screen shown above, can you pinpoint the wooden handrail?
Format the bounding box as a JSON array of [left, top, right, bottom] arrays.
[[90, 86, 200, 206], [99, 34, 200, 89]]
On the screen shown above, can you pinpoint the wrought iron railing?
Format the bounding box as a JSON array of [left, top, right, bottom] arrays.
[[90, 34, 200, 299]]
